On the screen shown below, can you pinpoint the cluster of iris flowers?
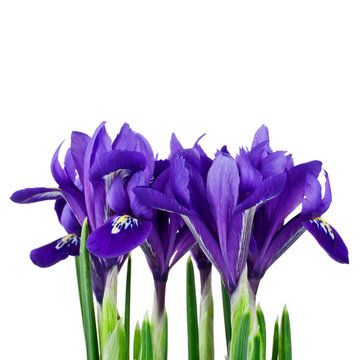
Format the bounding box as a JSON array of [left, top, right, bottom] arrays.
[[11, 123, 348, 360]]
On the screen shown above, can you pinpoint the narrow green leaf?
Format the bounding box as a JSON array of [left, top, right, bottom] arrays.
[[233, 312, 250, 360], [75, 256, 84, 327], [279, 306, 292, 360], [133, 321, 141, 360], [79, 218, 99, 360], [186, 257, 200, 360], [271, 317, 279, 360], [141, 313, 153, 360], [256, 304, 266, 360], [221, 280, 232, 353], [250, 333, 261, 360], [125, 255, 132, 360]]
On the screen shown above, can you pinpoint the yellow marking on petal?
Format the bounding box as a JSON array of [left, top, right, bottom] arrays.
[[111, 215, 140, 234], [55, 234, 79, 250], [312, 217, 335, 240]]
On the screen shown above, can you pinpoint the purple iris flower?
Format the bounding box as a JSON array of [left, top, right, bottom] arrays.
[[10, 142, 86, 267], [242, 126, 349, 293], [134, 135, 286, 295]]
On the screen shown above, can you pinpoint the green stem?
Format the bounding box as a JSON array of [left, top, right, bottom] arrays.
[[75, 256, 84, 327], [279, 305, 292, 360], [221, 281, 232, 355], [186, 257, 200, 360], [79, 218, 99, 360], [125, 255, 132, 360]]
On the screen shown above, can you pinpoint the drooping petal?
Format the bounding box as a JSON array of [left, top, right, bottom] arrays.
[[303, 218, 349, 264], [30, 234, 80, 267], [89, 150, 146, 180], [107, 174, 130, 214], [133, 187, 192, 216], [71, 131, 91, 187], [301, 173, 322, 217], [86, 215, 152, 258], [10, 187, 62, 204], [206, 151, 240, 259]]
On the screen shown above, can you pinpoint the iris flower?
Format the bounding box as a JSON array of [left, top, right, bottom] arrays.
[[238, 126, 349, 294]]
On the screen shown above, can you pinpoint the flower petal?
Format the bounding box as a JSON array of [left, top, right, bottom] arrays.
[[251, 125, 269, 149], [107, 174, 130, 214], [10, 187, 62, 204], [71, 131, 91, 187], [170, 226, 196, 268], [30, 234, 80, 267], [303, 218, 349, 264], [87, 215, 152, 258], [206, 151, 240, 258], [133, 187, 193, 216], [89, 150, 146, 180]]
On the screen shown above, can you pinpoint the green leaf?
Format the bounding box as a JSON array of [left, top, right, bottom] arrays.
[[250, 333, 261, 360], [271, 317, 279, 360], [163, 312, 168, 360], [221, 280, 232, 355], [133, 321, 141, 360], [279, 306, 292, 360], [186, 257, 200, 360], [141, 312, 153, 360], [78, 218, 99, 360], [125, 255, 132, 360], [103, 318, 127, 360], [75, 256, 84, 327], [256, 304, 266, 360], [233, 312, 250, 360]]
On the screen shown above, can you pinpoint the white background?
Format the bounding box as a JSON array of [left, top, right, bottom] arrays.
[[1, 1, 359, 359]]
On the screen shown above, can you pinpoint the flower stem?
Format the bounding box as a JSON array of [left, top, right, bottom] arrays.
[[79, 218, 99, 360]]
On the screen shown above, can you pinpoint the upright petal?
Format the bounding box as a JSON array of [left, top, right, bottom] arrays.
[[107, 174, 130, 214], [251, 125, 269, 149], [71, 131, 91, 187], [206, 152, 239, 259]]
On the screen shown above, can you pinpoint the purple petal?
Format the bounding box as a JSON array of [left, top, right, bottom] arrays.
[[107, 174, 130, 214], [301, 173, 322, 217], [170, 226, 196, 268], [60, 203, 82, 235], [87, 215, 152, 258], [303, 218, 349, 264], [133, 187, 193, 216], [236, 148, 263, 195], [142, 224, 165, 273], [169, 133, 183, 159], [71, 131, 91, 187], [127, 171, 152, 219], [260, 151, 293, 178], [251, 125, 269, 150], [89, 150, 146, 180], [64, 148, 77, 182], [11, 187, 62, 204], [30, 234, 80, 267], [113, 123, 137, 150], [206, 152, 240, 258], [171, 156, 191, 207]]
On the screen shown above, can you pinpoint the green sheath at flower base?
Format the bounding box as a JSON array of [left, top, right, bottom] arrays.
[[256, 304, 266, 360], [133, 321, 142, 360], [279, 306, 292, 360], [199, 271, 214, 360], [233, 311, 250, 360], [271, 317, 279, 360], [151, 306, 167, 360], [100, 266, 119, 354], [78, 218, 99, 360], [141, 312, 153, 360], [103, 318, 126, 360], [186, 257, 199, 360]]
